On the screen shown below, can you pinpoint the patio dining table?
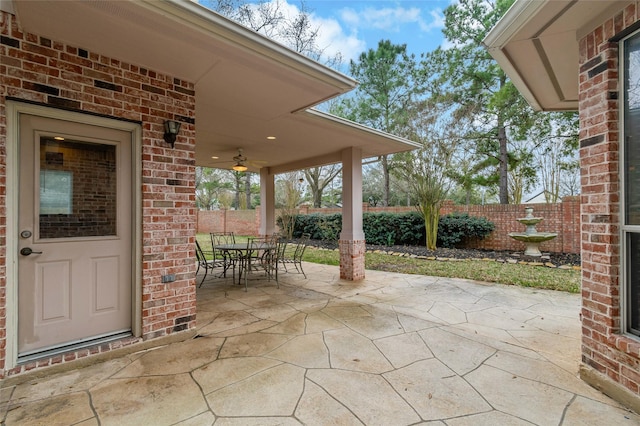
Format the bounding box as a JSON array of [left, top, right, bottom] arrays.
[[216, 241, 277, 288]]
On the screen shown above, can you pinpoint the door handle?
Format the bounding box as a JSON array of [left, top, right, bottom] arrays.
[[20, 247, 43, 256]]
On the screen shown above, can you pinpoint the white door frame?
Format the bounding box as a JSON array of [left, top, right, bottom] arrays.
[[5, 101, 142, 371]]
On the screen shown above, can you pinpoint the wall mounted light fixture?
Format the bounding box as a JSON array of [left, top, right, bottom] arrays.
[[163, 120, 181, 148]]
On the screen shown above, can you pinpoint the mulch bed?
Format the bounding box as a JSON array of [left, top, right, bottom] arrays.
[[305, 240, 581, 267]]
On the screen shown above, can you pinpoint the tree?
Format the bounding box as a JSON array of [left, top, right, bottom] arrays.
[[335, 40, 423, 206], [206, 0, 342, 67], [529, 112, 579, 202], [195, 167, 233, 209], [275, 172, 305, 238], [423, 0, 531, 204], [304, 165, 341, 207], [394, 104, 459, 250]]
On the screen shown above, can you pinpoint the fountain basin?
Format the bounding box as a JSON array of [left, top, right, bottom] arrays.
[[509, 232, 558, 256]]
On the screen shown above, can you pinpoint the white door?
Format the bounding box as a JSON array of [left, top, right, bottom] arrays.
[[18, 114, 132, 359]]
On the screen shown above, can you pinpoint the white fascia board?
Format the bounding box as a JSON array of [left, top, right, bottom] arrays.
[[483, 0, 549, 48], [304, 109, 422, 150]]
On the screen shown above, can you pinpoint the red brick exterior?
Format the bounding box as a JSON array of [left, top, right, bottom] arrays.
[[0, 11, 197, 377], [578, 4, 640, 402], [339, 239, 366, 280], [198, 197, 581, 254]]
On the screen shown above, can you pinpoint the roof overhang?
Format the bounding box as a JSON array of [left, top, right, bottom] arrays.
[[5, 0, 418, 171], [484, 0, 631, 112]]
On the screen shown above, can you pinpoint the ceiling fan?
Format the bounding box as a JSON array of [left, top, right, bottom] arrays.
[[231, 148, 248, 172], [208, 148, 267, 172]]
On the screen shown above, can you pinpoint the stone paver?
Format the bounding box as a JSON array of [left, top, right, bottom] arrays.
[[2, 263, 639, 425]]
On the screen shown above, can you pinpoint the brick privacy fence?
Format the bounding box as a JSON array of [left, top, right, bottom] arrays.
[[197, 196, 580, 254]]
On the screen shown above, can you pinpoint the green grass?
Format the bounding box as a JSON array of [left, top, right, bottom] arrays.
[[197, 234, 580, 293], [303, 247, 580, 293]]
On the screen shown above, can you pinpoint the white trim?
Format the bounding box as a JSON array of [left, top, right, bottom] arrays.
[[483, 0, 548, 48], [305, 109, 421, 148], [4, 101, 142, 371]]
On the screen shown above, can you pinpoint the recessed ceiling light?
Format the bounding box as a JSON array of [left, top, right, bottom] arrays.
[[54, 136, 65, 141], [266, 136, 276, 140], [211, 156, 219, 159]]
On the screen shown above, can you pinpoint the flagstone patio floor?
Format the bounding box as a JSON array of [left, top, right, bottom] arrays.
[[2, 263, 639, 425]]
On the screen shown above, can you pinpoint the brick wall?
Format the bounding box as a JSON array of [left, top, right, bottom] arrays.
[[0, 11, 197, 376], [197, 197, 581, 254], [439, 198, 580, 254], [578, 4, 640, 401], [197, 207, 261, 236]]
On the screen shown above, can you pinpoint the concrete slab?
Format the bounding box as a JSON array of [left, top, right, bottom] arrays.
[[2, 263, 638, 425]]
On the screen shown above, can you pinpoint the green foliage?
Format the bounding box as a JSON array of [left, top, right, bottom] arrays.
[[287, 212, 425, 246], [333, 39, 424, 207], [423, 0, 525, 204], [362, 212, 425, 246], [437, 213, 495, 248], [287, 212, 496, 249], [289, 213, 342, 241]]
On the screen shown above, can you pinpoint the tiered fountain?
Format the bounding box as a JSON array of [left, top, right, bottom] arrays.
[[508, 207, 557, 257]]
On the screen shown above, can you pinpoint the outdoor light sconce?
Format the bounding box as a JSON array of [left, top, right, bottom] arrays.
[[163, 120, 181, 148]]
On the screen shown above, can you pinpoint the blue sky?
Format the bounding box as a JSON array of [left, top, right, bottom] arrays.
[[303, 0, 451, 62], [199, 1, 453, 66]]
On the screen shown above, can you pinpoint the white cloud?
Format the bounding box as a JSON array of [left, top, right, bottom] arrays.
[[262, 0, 366, 63], [340, 5, 443, 34], [312, 16, 366, 63]]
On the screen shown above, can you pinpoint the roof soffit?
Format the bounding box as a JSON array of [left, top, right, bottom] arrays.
[[9, 0, 418, 172], [484, 0, 632, 112]]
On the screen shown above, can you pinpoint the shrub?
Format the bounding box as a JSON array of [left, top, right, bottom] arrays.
[[285, 212, 424, 246], [283, 211, 493, 249], [362, 212, 424, 246], [437, 213, 495, 248], [289, 213, 342, 241]]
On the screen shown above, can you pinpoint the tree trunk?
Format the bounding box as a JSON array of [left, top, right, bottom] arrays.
[[498, 125, 509, 204], [313, 188, 322, 208], [424, 203, 440, 250], [234, 172, 242, 209], [245, 173, 251, 209]]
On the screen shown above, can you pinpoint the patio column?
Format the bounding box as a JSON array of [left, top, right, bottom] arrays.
[[259, 168, 276, 236], [339, 147, 365, 281]]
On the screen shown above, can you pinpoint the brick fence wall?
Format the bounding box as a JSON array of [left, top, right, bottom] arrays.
[[197, 196, 580, 254]]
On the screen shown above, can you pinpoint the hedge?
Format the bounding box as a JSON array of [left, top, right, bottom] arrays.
[[277, 211, 494, 248]]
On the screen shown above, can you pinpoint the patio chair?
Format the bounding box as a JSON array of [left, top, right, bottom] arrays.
[[277, 233, 310, 278], [210, 232, 238, 281], [195, 240, 225, 286], [240, 235, 278, 291]]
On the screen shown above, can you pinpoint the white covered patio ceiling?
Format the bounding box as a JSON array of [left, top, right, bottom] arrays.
[[484, 0, 631, 112], [9, 0, 418, 172]]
